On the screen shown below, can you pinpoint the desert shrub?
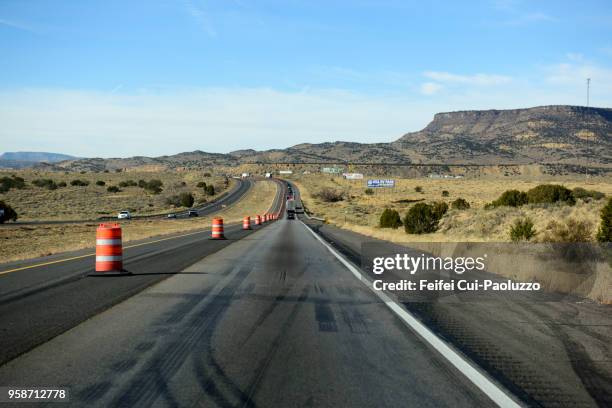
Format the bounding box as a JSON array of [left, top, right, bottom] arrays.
[[0, 201, 18, 223], [404, 203, 442, 234], [572, 187, 605, 201], [491, 190, 528, 207], [451, 198, 470, 210], [364, 188, 374, 195], [138, 179, 147, 188], [415, 186, 423, 193], [107, 185, 121, 193], [32, 178, 58, 190], [115, 169, 122, 173], [205, 184, 215, 196], [314, 188, 344, 202], [144, 179, 163, 194], [180, 192, 195, 207], [441, 190, 449, 197], [197, 181, 207, 188], [70, 179, 89, 187], [103, 169, 109, 173], [541, 218, 593, 242], [57, 181, 67, 187], [118, 180, 137, 188], [379, 208, 402, 229], [166, 195, 181, 207], [509, 218, 537, 242], [526, 184, 575, 206], [202, 172, 211, 177], [432, 201, 448, 219], [95, 180, 106, 186], [0, 175, 26, 192], [597, 198, 612, 242]]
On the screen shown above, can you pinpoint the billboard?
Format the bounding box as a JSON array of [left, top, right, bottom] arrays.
[[367, 179, 395, 188], [322, 167, 344, 174], [343, 173, 364, 180]]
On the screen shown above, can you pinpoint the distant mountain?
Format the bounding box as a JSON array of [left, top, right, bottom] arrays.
[[0, 151, 78, 169], [14, 105, 612, 173]]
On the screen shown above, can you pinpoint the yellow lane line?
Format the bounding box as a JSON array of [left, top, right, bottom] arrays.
[[0, 180, 282, 277]]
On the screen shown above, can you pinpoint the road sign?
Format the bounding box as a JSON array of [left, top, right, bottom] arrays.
[[343, 173, 364, 180], [367, 179, 395, 188]]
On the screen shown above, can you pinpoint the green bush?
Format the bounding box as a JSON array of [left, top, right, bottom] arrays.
[[572, 187, 605, 201], [32, 178, 58, 190], [491, 190, 528, 207], [509, 218, 537, 242], [197, 181, 207, 188], [451, 198, 470, 210], [432, 201, 448, 219], [107, 185, 121, 193], [202, 172, 211, 177], [57, 181, 67, 187], [379, 208, 402, 229], [95, 180, 106, 186], [138, 179, 147, 188], [404, 203, 442, 234], [70, 179, 89, 187], [0, 175, 26, 192], [526, 184, 575, 206], [179, 192, 195, 208], [0, 201, 18, 223], [205, 184, 215, 196], [118, 180, 137, 188], [415, 186, 423, 193], [364, 188, 374, 196], [597, 198, 612, 242], [441, 190, 449, 197], [144, 179, 163, 194]]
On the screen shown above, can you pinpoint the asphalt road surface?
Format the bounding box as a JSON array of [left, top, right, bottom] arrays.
[[0, 217, 495, 407], [0, 179, 284, 367]]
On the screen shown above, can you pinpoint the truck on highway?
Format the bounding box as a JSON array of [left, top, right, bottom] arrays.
[[286, 199, 296, 220]]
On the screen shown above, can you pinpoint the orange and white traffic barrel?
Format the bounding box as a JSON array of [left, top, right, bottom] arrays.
[[261, 214, 266, 223], [212, 217, 225, 239], [255, 215, 261, 225], [243, 216, 251, 230], [95, 223, 124, 274]]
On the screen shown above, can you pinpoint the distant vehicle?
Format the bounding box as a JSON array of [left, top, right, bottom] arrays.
[[295, 205, 304, 214], [117, 211, 131, 219], [167, 213, 177, 219], [264, 172, 272, 178], [286, 199, 296, 220], [241, 172, 250, 178], [188, 210, 199, 217]]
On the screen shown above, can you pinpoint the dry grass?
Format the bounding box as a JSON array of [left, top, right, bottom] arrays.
[[294, 174, 612, 242], [0, 180, 278, 263], [0, 169, 231, 221]]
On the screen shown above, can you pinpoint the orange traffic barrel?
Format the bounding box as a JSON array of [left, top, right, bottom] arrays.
[[95, 223, 124, 274], [261, 214, 266, 223], [243, 216, 251, 230], [255, 215, 261, 225], [212, 217, 225, 239]]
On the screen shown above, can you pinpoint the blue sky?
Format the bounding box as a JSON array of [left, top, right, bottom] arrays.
[[1, 0, 612, 157]]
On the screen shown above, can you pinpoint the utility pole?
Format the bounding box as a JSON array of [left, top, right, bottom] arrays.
[[586, 78, 591, 180]]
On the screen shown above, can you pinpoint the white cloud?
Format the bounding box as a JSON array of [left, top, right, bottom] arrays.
[[543, 59, 612, 94], [420, 82, 443, 95], [0, 88, 439, 157], [424, 71, 512, 86], [0, 18, 37, 32]]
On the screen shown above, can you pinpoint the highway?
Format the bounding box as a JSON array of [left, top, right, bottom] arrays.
[[0, 179, 284, 367], [0, 214, 494, 407], [2, 178, 250, 226], [0, 181, 610, 407]]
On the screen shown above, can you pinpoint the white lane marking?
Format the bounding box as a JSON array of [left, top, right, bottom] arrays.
[[300, 221, 522, 408]]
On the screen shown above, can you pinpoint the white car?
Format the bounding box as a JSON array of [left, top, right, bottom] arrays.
[[117, 210, 131, 219]]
